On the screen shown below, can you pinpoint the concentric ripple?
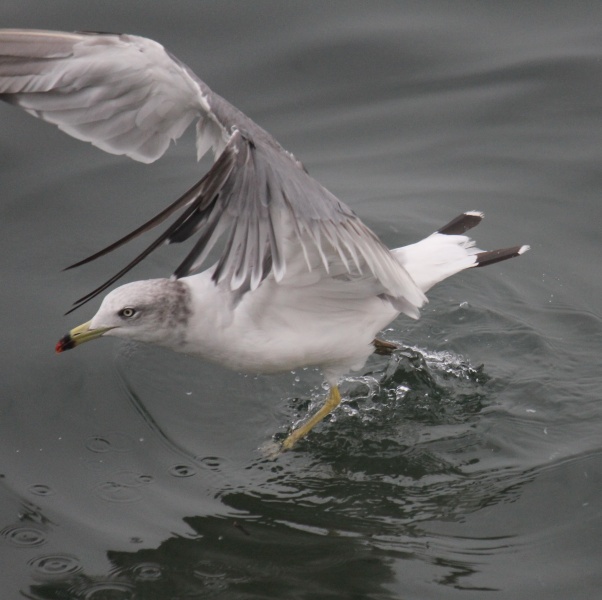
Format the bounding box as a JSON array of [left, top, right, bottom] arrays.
[[27, 484, 54, 497], [1, 524, 46, 547], [74, 581, 135, 600], [28, 554, 82, 579], [131, 562, 163, 581], [93, 482, 143, 503], [168, 464, 197, 478]]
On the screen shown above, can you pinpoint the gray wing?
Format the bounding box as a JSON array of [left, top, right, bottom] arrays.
[[0, 29, 425, 314], [0, 29, 225, 162]]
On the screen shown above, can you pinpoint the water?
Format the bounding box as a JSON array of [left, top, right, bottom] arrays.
[[1, 2, 601, 598]]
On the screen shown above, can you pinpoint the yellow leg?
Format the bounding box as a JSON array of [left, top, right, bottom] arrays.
[[281, 385, 341, 451]]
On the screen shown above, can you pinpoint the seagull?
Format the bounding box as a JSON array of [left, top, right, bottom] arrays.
[[0, 29, 529, 451]]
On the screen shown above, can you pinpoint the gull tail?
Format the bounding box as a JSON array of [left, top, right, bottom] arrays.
[[392, 211, 529, 295]]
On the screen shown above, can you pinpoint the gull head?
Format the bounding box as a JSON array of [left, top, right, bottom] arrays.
[[56, 279, 192, 352]]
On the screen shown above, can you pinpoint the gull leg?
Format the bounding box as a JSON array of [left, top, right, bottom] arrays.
[[281, 385, 342, 451]]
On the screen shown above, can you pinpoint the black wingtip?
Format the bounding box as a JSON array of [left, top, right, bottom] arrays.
[[64, 304, 83, 316], [437, 211, 484, 235], [62, 178, 206, 272]]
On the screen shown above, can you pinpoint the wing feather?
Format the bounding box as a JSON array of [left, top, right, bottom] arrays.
[[0, 29, 426, 316], [0, 29, 220, 163]]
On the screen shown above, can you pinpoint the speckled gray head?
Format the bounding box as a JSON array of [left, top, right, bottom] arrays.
[[56, 279, 193, 352]]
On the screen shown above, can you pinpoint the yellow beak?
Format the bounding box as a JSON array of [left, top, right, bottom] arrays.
[[55, 320, 115, 353]]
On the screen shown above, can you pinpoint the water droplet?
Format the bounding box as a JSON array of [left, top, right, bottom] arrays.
[[1, 525, 46, 547], [29, 554, 82, 579], [168, 464, 196, 478]]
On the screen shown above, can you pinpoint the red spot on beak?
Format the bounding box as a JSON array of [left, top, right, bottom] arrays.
[[55, 334, 74, 353]]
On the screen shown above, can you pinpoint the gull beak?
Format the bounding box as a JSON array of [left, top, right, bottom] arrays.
[[55, 321, 115, 353]]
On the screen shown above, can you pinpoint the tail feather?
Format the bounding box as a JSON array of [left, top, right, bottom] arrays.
[[393, 212, 529, 294], [437, 210, 483, 235], [475, 245, 530, 267]]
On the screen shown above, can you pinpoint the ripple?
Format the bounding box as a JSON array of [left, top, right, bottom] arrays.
[[192, 558, 249, 592], [131, 562, 163, 581], [192, 561, 229, 592], [1, 524, 46, 547], [29, 554, 82, 579], [76, 581, 135, 600], [28, 484, 54, 497], [200, 456, 223, 471], [168, 464, 197, 478], [85, 437, 113, 453], [85, 432, 135, 453], [112, 471, 155, 487], [93, 482, 143, 503]]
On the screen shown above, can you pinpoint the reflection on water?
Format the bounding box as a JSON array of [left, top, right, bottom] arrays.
[[22, 344, 538, 599], [26, 517, 396, 599], [2, 1, 602, 599]]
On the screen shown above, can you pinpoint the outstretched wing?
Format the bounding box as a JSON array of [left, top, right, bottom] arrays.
[[67, 128, 426, 315], [0, 29, 425, 316], [0, 29, 225, 162]]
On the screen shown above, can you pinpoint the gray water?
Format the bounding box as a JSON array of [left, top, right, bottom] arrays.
[[1, 2, 601, 599]]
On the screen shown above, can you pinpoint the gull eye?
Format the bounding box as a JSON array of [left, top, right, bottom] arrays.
[[118, 307, 137, 319]]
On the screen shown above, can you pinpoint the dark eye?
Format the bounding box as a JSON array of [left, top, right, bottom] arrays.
[[118, 307, 137, 318]]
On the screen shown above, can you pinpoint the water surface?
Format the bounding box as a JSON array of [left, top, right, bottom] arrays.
[[1, 2, 601, 598]]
